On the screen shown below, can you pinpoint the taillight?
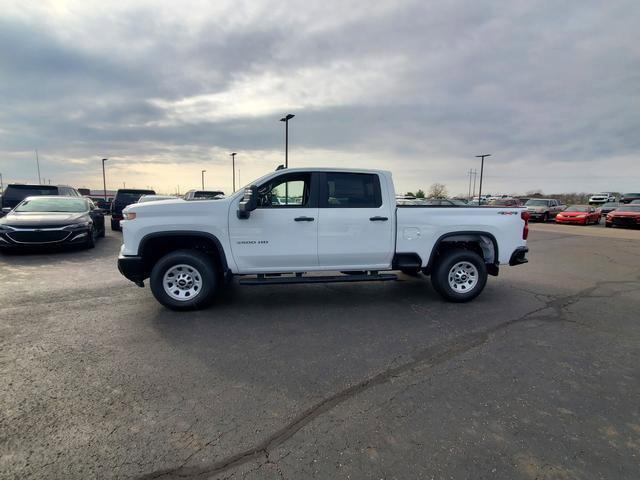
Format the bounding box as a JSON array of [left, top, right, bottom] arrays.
[[521, 211, 530, 240]]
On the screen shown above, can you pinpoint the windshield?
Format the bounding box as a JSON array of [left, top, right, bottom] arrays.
[[617, 206, 640, 213], [565, 205, 589, 212], [15, 197, 87, 213], [623, 193, 640, 197], [525, 199, 549, 206]]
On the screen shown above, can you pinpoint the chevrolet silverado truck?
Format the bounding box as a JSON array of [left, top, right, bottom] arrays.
[[118, 168, 529, 310]]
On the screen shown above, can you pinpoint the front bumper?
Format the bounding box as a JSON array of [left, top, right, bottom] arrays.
[[527, 212, 547, 220], [509, 247, 529, 266], [555, 217, 587, 224], [118, 254, 146, 286], [0, 228, 91, 249]]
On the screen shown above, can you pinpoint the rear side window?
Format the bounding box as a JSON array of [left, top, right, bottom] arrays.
[[323, 173, 382, 208]]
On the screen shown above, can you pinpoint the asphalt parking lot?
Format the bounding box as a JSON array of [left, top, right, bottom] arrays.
[[1, 222, 639, 480]]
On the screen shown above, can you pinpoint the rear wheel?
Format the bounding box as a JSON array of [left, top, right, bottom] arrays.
[[111, 218, 121, 231], [542, 212, 549, 222], [605, 223, 612, 228], [430, 249, 487, 303], [150, 249, 218, 310]]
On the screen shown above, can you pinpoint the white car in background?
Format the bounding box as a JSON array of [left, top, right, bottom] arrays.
[[589, 192, 616, 204]]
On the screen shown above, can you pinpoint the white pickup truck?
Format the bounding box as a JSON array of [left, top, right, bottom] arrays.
[[118, 168, 529, 310]]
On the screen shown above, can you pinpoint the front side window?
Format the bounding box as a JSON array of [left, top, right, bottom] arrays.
[[323, 173, 381, 208], [257, 174, 310, 208]]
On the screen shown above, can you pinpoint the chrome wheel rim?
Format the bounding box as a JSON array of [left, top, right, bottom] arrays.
[[163, 264, 203, 301], [448, 261, 478, 293]]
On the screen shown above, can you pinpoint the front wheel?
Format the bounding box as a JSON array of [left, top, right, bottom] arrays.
[[542, 212, 549, 222], [430, 249, 488, 303], [150, 249, 218, 310]]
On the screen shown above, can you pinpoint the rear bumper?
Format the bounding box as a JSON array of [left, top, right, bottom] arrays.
[[118, 254, 146, 285], [509, 247, 529, 266]]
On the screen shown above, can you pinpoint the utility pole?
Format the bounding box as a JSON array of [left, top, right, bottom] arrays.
[[230, 152, 237, 192], [0, 172, 3, 194], [475, 154, 491, 205], [472, 169, 477, 198], [201, 170, 206, 190], [101, 158, 108, 201], [35, 149, 42, 184], [467, 169, 473, 201]]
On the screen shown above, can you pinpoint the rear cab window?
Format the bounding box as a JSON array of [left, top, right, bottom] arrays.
[[320, 172, 382, 208]]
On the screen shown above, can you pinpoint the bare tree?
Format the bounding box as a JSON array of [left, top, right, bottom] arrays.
[[427, 183, 448, 199]]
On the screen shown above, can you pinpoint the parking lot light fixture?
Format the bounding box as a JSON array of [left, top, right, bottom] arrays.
[[279, 114, 295, 168], [101, 158, 108, 201], [475, 154, 491, 205], [230, 153, 237, 192]]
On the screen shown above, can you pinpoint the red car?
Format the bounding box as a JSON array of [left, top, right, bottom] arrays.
[[555, 205, 600, 225], [605, 205, 640, 228]]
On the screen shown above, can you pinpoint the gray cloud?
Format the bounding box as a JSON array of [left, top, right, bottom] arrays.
[[1, 0, 638, 194]]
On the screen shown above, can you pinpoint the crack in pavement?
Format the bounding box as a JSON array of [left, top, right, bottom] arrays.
[[136, 279, 640, 480]]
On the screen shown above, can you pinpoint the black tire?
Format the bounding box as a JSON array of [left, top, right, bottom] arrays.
[[430, 249, 488, 303], [111, 219, 121, 231], [150, 249, 218, 311], [400, 267, 421, 276], [98, 225, 106, 237], [542, 212, 549, 222], [605, 223, 612, 228]]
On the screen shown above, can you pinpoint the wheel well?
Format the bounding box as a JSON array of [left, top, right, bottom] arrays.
[[424, 233, 498, 275], [139, 233, 227, 278]]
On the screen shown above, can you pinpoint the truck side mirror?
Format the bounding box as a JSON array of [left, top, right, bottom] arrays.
[[1, 207, 11, 214], [237, 185, 258, 219]]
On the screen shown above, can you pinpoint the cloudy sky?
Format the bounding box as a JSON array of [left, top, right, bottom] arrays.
[[1, 0, 638, 196]]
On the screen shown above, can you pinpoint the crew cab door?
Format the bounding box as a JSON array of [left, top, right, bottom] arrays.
[[317, 172, 394, 269], [228, 172, 319, 273]]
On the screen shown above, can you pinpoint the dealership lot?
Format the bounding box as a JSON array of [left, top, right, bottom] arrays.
[[1, 224, 639, 479]]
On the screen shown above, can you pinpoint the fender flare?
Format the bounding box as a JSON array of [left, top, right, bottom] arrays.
[[424, 231, 499, 273], [138, 230, 229, 272]]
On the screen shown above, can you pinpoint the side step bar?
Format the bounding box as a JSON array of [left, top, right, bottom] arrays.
[[239, 273, 398, 286]]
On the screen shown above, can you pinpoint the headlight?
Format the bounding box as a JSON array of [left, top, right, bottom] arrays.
[[123, 212, 137, 220], [64, 222, 91, 230]]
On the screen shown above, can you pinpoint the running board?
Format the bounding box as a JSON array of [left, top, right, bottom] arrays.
[[239, 273, 398, 285]]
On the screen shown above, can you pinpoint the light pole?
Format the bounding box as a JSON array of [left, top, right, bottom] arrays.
[[467, 169, 473, 201], [230, 153, 237, 192], [201, 170, 206, 190], [475, 154, 491, 205], [101, 158, 108, 201], [279, 114, 295, 168], [35, 149, 42, 184], [0, 172, 3, 194]]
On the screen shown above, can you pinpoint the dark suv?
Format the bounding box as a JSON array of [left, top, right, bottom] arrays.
[[620, 193, 640, 204], [111, 189, 155, 230], [1, 184, 81, 217]]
